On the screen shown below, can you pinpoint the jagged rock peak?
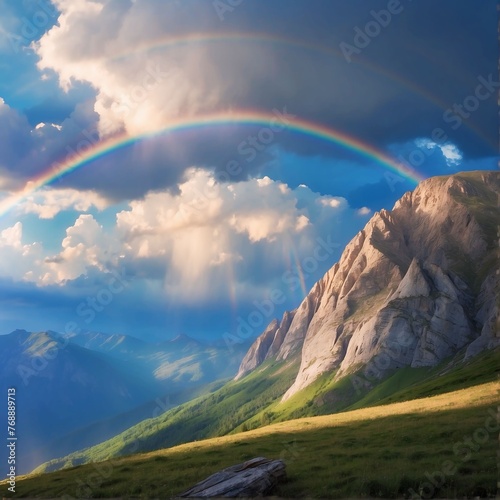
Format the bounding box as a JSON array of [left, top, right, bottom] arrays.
[[235, 171, 500, 401]]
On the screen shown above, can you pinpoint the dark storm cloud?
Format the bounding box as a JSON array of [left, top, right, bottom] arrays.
[[220, 0, 498, 157], [240, 0, 498, 154], [125, 0, 497, 194]]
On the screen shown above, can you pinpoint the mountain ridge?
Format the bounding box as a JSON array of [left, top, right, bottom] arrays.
[[0, 329, 248, 475], [236, 171, 499, 400]]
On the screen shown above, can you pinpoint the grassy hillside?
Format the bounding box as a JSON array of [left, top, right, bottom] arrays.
[[233, 348, 500, 431], [35, 358, 300, 473], [352, 348, 500, 408], [35, 378, 227, 471], [34, 349, 499, 475], [9, 380, 499, 498]]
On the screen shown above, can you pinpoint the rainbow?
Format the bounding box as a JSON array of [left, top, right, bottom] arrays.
[[109, 32, 449, 113], [0, 109, 424, 218], [110, 32, 494, 147]]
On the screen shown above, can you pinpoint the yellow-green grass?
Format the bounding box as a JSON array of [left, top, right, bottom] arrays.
[[234, 348, 500, 430], [6, 380, 499, 499]]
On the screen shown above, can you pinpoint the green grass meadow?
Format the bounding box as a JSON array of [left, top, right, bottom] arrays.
[[6, 379, 499, 499]]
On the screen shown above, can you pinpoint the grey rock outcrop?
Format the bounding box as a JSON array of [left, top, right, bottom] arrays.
[[235, 310, 297, 380], [179, 457, 286, 498], [234, 320, 279, 380]]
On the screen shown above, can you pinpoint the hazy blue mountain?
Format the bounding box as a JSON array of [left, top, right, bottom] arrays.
[[63, 331, 150, 358], [0, 330, 158, 474], [0, 329, 247, 474]]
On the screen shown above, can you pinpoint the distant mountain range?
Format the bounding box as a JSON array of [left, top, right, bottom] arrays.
[[0, 329, 248, 474], [34, 171, 499, 473]]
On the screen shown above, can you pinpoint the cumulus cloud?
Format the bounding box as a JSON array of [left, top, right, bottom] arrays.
[[40, 214, 122, 284], [0, 96, 101, 190], [34, 0, 244, 136], [318, 197, 345, 209], [0, 222, 23, 248], [116, 171, 313, 245], [115, 171, 319, 300], [0, 222, 43, 281], [439, 144, 463, 166], [356, 207, 371, 216], [0, 172, 359, 303], [19, 187, 109, 218], [414, 138, 463, 167], [0, 215, 118, 285], [0, 93, 185, 202], [31, 0, 497, 158]]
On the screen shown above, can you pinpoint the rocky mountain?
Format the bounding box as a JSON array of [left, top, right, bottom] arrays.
[[0, 330, 157, 474], [62, 331, 149, 358], [236, 171, 499, 400], [235, 311, 295, 380]]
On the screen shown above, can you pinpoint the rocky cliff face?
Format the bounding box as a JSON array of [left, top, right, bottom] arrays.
[[236, 171, 500, 400], [235, 311, 296, 380]]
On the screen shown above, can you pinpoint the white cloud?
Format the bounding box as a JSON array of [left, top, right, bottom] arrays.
[[415, 138, 435, 150], [0, 215, 115, 285], [32, 1, 197, 135], [19, 187, 109, 219], [41, 214, 119, 284], [0, 171, 361, 303], [0, 222, 43, 281], [35, 122, 63, 131], [0, 95, 102, 193], [414, 138, 463, 167], [33, 1, 279, 136], [318, 197, 344, 209], [0, 222, 22, 248], [356, 207, 371, 216], [115, 170, 315, 299], [116, 170, 310, 244], [440, 143, 463, 165]]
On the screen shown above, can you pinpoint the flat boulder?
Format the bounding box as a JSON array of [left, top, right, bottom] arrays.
[[178, 457, 286, 498]]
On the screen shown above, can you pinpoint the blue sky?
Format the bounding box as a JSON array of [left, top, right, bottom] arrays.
[[0, 0, 497, 341]]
